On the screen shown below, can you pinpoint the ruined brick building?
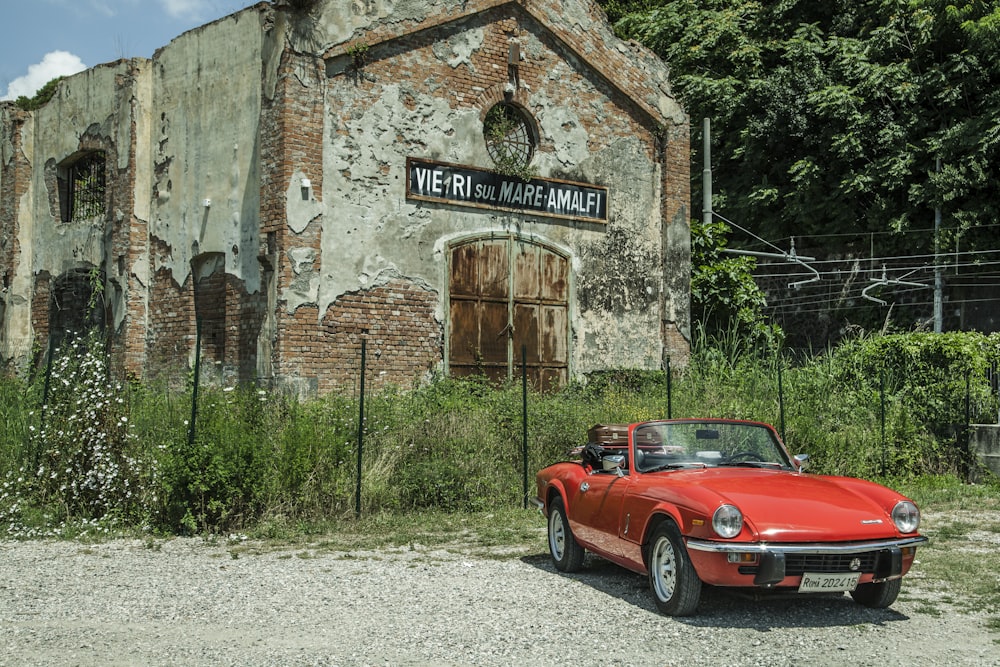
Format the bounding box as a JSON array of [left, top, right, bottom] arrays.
[[0, 0, 690, 395]]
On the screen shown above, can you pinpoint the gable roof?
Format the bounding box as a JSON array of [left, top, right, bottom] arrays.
[[291, 0, 684, 128]]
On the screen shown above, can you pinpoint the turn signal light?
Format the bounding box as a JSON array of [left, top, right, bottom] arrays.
[[728, 552, 758, 564]]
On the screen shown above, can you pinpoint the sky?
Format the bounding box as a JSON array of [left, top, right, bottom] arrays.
[[0, 0, 259, 101]]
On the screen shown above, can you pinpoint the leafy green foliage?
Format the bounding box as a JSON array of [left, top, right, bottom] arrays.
[[0, 333, 157, 537], [1, 332, 998, 537], [691, 218, 782, 348], [605, 0, 1000, 257], [14, 77, 63, 111]]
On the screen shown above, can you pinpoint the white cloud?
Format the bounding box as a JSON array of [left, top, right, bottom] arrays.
[[160, 0, 206, 20], [159, 0, 250, 21], [1, 51, 87, 102]]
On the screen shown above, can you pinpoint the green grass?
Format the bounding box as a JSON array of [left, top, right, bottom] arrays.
[[2, 330, 999, 638]]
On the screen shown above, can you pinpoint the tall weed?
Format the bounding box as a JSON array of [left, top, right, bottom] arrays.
[[1, 330, 997, 537]]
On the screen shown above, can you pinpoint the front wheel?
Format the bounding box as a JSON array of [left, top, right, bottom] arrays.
[[548, 496, 585, 572], [850, 577, 901, 608], [647, 521, 701, 616]]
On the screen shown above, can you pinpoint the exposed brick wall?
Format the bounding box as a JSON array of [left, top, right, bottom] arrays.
[[230, 274, 266, 383], [259, 49, 326, 388], [116, 62, 150, 378], [5, 1, 689, 393], [0, 108, 29, 367], [319, 280, 442, 393], [147, 244, 266, 385], [194, 269, 227, 366], [350, 8, 654, 162], [147, 238, 196, 383], [30, 272, 52, 362], [660, 121, 692, 367]]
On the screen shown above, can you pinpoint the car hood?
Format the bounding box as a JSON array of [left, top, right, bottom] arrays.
[[672, 468, 903, 542]]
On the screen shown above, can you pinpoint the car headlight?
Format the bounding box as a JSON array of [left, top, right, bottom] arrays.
[[891, 500, 920, 533], [712, 504, 743, 538]]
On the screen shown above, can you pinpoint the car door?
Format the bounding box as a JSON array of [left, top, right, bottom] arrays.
[[569, 469, 631, 558]]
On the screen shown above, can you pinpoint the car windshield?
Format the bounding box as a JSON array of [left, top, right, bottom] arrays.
[[632, 421, 792, 472]]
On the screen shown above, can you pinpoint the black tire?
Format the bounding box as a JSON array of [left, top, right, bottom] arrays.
[[548, 496, 585, 572], [647, 521, 701, 616], [850, 577, 901, 608]]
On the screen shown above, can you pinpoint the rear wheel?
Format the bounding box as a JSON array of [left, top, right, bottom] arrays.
[[850, 577, 901, 608], [647, 521, 701, 616], [548, 496, 584, 572]]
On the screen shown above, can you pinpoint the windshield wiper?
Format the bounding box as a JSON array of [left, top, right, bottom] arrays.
[[717, 460, 782, 468], [643, 462, 708, 473]]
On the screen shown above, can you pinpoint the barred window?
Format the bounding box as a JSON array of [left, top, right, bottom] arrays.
[[58, 152, 107, 222], [483, 103, 535, 173]]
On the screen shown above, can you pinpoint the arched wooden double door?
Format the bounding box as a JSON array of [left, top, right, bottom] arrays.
[[448, 236, 569, 391]]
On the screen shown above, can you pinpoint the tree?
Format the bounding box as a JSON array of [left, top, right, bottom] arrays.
[[604, 0, 1000, 259], [690, 218, 781, 347]]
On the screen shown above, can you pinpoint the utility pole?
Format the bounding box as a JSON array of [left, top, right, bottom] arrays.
[[703, 118, 712, 226], [933, 157, 943, 333]]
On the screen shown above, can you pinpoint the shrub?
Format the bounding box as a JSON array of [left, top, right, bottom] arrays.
[[1, 333, 157, 537]]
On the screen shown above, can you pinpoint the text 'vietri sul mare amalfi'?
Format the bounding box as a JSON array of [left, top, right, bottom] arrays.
[[406, 158, 608, 222]]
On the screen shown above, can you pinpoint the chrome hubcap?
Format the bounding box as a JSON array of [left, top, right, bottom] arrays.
[[549, 511, 566, 560], [651, 536, 677, 601]]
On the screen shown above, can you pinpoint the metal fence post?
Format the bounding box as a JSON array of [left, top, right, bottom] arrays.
[[521, 344, 528, 509], [777, 356, 786, 442], [666, 357, 672, 419], [187, 318, 201, 447], [880, 370, 886, 477], [355, 338, 366, 518]]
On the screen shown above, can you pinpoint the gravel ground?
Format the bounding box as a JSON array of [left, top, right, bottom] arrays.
[[1, 537, 997, 667]]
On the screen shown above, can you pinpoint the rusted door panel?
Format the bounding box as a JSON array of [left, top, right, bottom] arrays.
[[513, 244, 541, 300], [449, 237, 569, 389], [513, 303, 540, 364], [479, 300, 509, 366], [539, 368, 567, 393], [540, 305, 568, 363], [452, 364, 508, 384], [449, 243, 479, 297], [479, 240, 509, 298], [449, 300, 481, 365], [450, 299, 508, 369], [541, 251, 568, 301]]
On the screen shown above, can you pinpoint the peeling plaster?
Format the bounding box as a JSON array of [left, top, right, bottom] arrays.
[[2, 0, 690, 385], [291, 0, 432, 53], [432, 27, 484, 69], [283, 246, 320, 311], [286, 169, 325, 234], [321, 81, 480, 308], [149, 12, 265, 294]]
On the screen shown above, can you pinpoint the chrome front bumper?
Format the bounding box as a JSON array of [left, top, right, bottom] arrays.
[[686, 535, 928, 587], [685, 535, 928, 555]]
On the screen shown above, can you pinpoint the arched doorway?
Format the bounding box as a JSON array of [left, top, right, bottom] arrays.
[[448, 235, 569, 390]]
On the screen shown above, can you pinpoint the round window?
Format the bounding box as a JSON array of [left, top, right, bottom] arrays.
[[483, 103, 535, 173]]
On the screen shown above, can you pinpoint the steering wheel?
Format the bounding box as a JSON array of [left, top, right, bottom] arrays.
[[723, 450, 765, 463]]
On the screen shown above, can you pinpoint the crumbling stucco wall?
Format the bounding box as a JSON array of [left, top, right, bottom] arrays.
[[285, 0, 688, 381], [0, 59, 148, 370], [147, 6, 273, 376], [1, 0, 689, 391]]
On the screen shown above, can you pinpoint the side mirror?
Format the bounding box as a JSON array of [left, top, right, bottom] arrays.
[[602, 454, 626, 474], [793, 454, 810, 472]]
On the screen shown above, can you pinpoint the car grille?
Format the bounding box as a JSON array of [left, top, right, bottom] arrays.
[[785, 552, 878, 574], [739, 551, 879, 576]]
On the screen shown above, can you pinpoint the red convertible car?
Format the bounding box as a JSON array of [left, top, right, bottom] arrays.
[[532, 419, 927, 616]]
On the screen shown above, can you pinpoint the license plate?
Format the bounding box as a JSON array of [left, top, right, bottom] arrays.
[[798, 572, 861, 593]]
